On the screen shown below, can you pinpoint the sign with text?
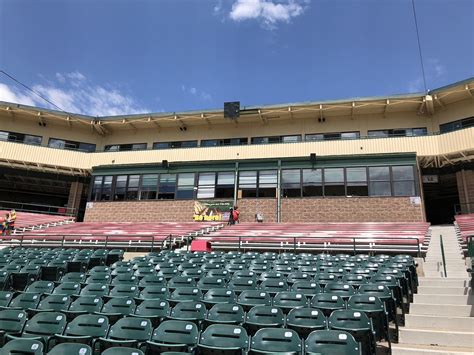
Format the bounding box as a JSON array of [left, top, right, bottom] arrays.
[[193, 200, 233, 221]]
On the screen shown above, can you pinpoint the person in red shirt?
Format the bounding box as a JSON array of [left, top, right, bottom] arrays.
[[232, 206, 240, 224]]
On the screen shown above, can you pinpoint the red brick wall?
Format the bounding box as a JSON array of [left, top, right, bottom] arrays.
[[281, 197, 425, 222], [236, 198, 278, 222], [84, 200, 196, 222], [456, 170, 474, 214]]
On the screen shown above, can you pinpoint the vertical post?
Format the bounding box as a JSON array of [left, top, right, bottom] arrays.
[[151, 235, 155, 253], [238, 236, 241, 253], [168, 234, 172, 251], [233, 162, 239, 208], [353, 238, 356, 256], [61, 235, 65, 248], [440, 235, 448, 278], [277, 159, 282, 223], [293, 237, 296, 253], [105, 235, 108, 249]]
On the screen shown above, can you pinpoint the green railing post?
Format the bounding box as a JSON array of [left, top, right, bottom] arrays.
[[440, 235, 447, 278]]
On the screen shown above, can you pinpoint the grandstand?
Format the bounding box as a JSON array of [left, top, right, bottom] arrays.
[[0, 77, 472, 354]]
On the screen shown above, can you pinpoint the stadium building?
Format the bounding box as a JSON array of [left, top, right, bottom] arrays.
[[0, 77, 473, 224]]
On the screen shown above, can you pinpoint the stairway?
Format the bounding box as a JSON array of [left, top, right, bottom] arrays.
[[392, 225, 473, 354]]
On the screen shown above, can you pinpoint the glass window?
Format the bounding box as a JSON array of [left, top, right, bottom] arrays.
[[104, 145, 120, 152], [105, 143, 146, 151], [239, 171, 257, 197], [91, 176, 103, 201], [281, 135, 302, 143], [158, 174, 176, 199], [302, 169, 322, 197], [259, 170, 277, 198], [114, 175, 127, 201], [368, 130, 389, 138], [216, 172, 235, 198], [177, 173, 195, 199], [201, 140, 219, 147], [305, 134, 324, 141], [369, 166, 391, 196], [0, 131, 9, 141], [78, 142, 96, 152], [282, 169, 301, 198], [324, 168, 345, 196], [23, 134, 42, 145], [140, 174, 158, 200], [346, 167, 368, 196], [393, 181, 415, 196], [153, 141, 198, 149], [251, 136, 280, 144], [392, 166, 416, 196], [341, 132, 360, 140], [126, 175, 140, 200], [392, 166, 414, 180], [197, 173, 215, 199], [101, 176, 113, 201], [48, 138, 66, 149]]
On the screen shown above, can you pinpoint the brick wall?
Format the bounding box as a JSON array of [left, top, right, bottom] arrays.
[[84, 200, 196, 222], [456, 169, 474, 214], [281, 197, 425, 222], [236, 198, 278, 222]]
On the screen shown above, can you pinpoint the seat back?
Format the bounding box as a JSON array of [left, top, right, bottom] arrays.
[[310, 294, 345, 317], [108, 317, 152, 342], [9, 292, 41, 310], [198, 324, 249, 354], [0, 338, 44, 355], [100, 297, 136, 316], [250, 328, 301, 354], [237, 290, 271, 310], [202, 288, 236, 307], [25, 281, 55, 294], [286, 308, 327, 337], [37, 295, 71, 312], [134, 299, 170, 318], [63, 314, 109, 338], [0, 291, 14, 307], [68, 296, 103, 313], [80, 283, 109, 297], [206, 303, 244, 325], [47, 342, 92, 355], [139, 286, 169, 300], [273, 291, 307, 312], [169, 301, 206, 322], [23, 311, 67, 337], [149, 320, 198, 352], [291, 281, 322, 297], [169, 287, 202, 303], [0, 309, 27, 336], [108, 285, 140, 298], [245, 306, 285, 328], [52, 282, 81, 296], [305, 330, 361, 355]]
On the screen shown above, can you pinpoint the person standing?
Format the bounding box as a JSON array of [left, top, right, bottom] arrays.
[[232, 206, 240, 224], [228, 207, 234, 225]]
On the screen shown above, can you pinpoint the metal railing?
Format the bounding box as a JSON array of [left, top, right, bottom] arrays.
[[1, 233, 180, 251], [440, 235, 447, 277], [0, 201, 76, 216], [186, 235, 424, 257]]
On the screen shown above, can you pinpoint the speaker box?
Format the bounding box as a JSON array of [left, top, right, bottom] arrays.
[[310, 153, 317, 163], [224, 101, 240, 119], [162, 160, 169, 169]]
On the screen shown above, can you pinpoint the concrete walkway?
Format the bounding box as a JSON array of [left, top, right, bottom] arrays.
[[392, 225, 473, 355]]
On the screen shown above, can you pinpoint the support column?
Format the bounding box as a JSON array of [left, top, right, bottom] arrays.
[[67, 181, 84, 216]]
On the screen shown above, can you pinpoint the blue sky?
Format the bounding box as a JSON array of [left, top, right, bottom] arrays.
[[0, 0, 472, 116]]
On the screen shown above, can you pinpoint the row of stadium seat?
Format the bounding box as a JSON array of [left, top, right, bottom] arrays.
[[0, 311, 370, 354]]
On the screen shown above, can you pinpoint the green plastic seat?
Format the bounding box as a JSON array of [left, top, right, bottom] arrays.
[[227, 278, 257, 293], [36, 295, 71, 312], [20, 311, 67, 349], [286, 308, 327, 338], [324, 283, 356, 301], [202, 288, 236, 308], [67, 296, 103, 318], [47, 342, 92, 355], [85, 273, 111, 285], [0, 309, 27, 345], [9, 292, 41, 310], [287, 272, 312, 285], [139, 286, 169, 300], [97, 297, 135, 323], [181, 269, 204, 279], [358, 283, 398, 329], [259, 279, 289, 295], [80, 283, 109, 297], [204, 303, 244, 327], [110, 274, 138, 286], [132, 299, 170, 327], [138, 275, 166, 288], [272, 291, 308, 313], [108, 285, 140, 298], [250, 328, 301, 354], [314, 273, 339, 287], [145, 320, 198, 354], [168, 287, 202, 305], [97, 317, 152, 352], [310, 294, 345, 317], [110, 266, 133, 277], [168, 301, 206, 324], [54, 314, 109, 347], [52, 282, 81, 296], [0, 291, 14, 308], [305, 330, 361, 355], [60, 273, 86, 283], [244, 306, 285, 335], [291, 281, 323, 297], [237, 290, 271, 311], [101, 347, 144, 355], [196, 277, 226, 291], [0, 338, 44, 355], [168, 276, 197, 290], [24, 281, 55, 294], [341, 274, 369, 288], [87, 266, 110, 275], [328, 310, 375, 355], [198, 324, 249, 355]]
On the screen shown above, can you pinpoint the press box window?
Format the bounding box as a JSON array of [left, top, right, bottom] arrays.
[[369, 166, 391, 196], [302, 169, 322, 197], [216, 172, 235, 198], [197, 173, 216, 199], [259, 170, 277, 198], [392, 166, 416, 196], [201, 138, 247, 147], [140, 174, 158, 200], [91, 176, 103, 201], [48, 138, 96, 152], [0, 130, 42, 145], [158, 174, 176, 199], [239, 171, 257, 197], [101, 176, 113, 201], [153, 141, 198, 149], [324, 168, 345, 196], [282, 169, 301, 198], [113, 175, 127, 201], [104, 143, 147, 151], [177, 173, 195, 199], [126, 175, 140, 200], [346, 167, 368, 196]]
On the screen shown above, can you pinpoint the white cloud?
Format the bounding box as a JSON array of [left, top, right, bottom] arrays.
[[181, 84, 212, 102], [229, 0, 308, 28], [407, 58, 447, 93], [0, 72, 149, 116]]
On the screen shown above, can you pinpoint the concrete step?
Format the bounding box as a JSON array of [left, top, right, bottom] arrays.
[[392, 344, 474, 354], [423, 272, 470, 278], [409, 303, 474, 317], [417, 286, 472, 295], [418, 279, 471, 287], [413, 294, 474, 305], [404, 314, 474, 332], [399, 328, 474, 348]]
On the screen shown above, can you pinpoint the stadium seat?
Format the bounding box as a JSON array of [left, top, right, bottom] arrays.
[[60, 273, 86, 283], [0, 291, 13, 308], [204, 303, 245, 327], [25, 281, 55, 294], [328, 310, 375, 355], [139, 286, 169, 300], [237, 290, 272, 311], [110, 274, 138, 286], [132, 299, 170, 327], [197, 276, 226, 291], [85, 273, 111, 285], [0, 338, 44, 355], [55, 314, 109, 347], [250, 328, 302, 354], [181, 269, 204, 279], [168, 301, 206, 324], [202, 288, 236, 308], [228, 278, 257, 292], [80, 283, 109, 297], [108, 285, 140, 298], [67, 296, 103, 319], [101, 347, 144, 355], [291, 281, 322, 297], [305, 330, 361, 355], [35, 295, 71, 313], [138, 275, 166, 287], [9, 292, 41, 310], [168, 287, 202, 304], [52, 282, 81, 296], [286, 308, 327, 338], [0, 309, 27, 345], [310, 294, 345, 317], [97, 317, 152, 352], [198, 324, 249, 355], [47, 342, 92, 355], [272, 291, 308, 313], [244, 306, 285, 335], [97, 297, 136, 323], [324, 283, 356, 300], [18, 311, 67, 350], [145, 320, 198, 354]]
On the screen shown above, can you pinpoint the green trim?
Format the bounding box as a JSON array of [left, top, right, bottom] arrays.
[[91, 153, 416, 176]]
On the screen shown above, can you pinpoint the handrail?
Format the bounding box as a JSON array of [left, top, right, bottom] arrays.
[[197, 234, 423, 256], [0, 200, 76, 216], [440, 235, 447, 277]]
